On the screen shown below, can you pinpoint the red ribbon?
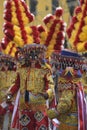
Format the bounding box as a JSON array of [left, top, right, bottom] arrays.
[[77, 82, 86, 130]]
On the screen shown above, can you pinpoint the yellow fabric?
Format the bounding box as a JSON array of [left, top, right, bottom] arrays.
[[0, 70, 17, 102], [46, 74, 54, 100], [47, 109, 58, 119], [82, 72, 87, 94], [18, 64, 54, 109], [56, 68, 81, 127], [59, 122, 78, 130], [79, 32, 87, 41], [57, 90, 75, 114]]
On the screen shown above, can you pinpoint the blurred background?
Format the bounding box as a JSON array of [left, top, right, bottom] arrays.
[[0, 0, 79, 40]]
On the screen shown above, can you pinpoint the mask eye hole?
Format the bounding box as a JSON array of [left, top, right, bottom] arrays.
[[7, 61, 10, 65], [29, 55, 32, 59], [34, 55, 38, 59]]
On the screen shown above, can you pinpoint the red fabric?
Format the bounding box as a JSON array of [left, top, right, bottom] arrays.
[[37, 25, 45, 32], [49, 98, 57, 108], [84, 43, 87, 49], [4, 29, 14, 40], [1, 36, 10, 49], [55, 8, 63, 17], [11, 107, 19, 129], [3, 22, 13, 31], [43, 15, 54, 24], [19, 110, 36, 130], [11, 90, 20, 129], [36, 112, 48, 130], [21, 0, 34, 22], [0, 105, 6, 115], [44, 74, 49, 91], [74, 6, 82, 15], [8, 103, 14, 113], [77, 82, 86, 130], [5, 0, 11, 9], [4, 9, 12, 21], [10, 73, 20, 95], [12, 109, 49, 130]]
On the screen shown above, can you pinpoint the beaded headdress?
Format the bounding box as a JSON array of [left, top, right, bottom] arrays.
[[16, 43, 47, 64], [66, 0, 87, 54], [0, 0, 66, 59], [0, 53, 16, 70], [0, 0, 40, 57], [51, 49, 84, 71]]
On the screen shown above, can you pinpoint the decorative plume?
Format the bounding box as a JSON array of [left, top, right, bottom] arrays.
[[0, 0, 40, 57], [67, 0, 87, 53], [1, 1, 66, 58], [38, 7, 67, 58]]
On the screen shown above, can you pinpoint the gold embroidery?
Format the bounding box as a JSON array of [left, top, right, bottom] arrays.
[[0, 70, 17, 101], [26, 68, 47, 94]]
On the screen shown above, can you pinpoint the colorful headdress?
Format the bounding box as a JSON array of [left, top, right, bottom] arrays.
[[38, 7, 67, 58], [51, 49, 84, 91], [0, 0, 40, 57], [51, 49, 84, 71], [0, 53, 17, 70], [66, 0, 87, 53], [0, 1, 66, 59], [16, 43, 47, 66], [17, 43, 46, 56]]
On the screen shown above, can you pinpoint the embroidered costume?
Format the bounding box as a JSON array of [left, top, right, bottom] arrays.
[[0, 53, 17, 129], [7, 44, 55, 130], [49, 50, 86, 130]]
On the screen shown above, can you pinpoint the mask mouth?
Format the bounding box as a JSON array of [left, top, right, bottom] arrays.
[[0, 54, 17, 70], [18, 55, 39, 67], [18, 57, 25, 65], [0, 60, 16, 70], [16, 44, 46, 66]]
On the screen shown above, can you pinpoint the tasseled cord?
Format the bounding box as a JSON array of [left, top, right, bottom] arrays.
[[25, 90, 29, 102], [24, 78, 29, 102]]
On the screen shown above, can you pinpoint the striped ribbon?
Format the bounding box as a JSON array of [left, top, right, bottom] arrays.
[[77, 82, 86, 130], [11, 89, 20, 129]]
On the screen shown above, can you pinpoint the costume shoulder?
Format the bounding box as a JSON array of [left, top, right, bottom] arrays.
[[42, 62, 51, 72], [45, 62, 51, 69]]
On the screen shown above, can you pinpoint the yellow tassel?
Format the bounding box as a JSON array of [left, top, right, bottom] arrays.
[[77, 42, 86, 52], [79, 32, 87, 41], [14, 36, 24, 46]]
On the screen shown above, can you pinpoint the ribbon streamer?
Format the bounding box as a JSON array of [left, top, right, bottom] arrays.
[[77, 82, 86, 130]]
